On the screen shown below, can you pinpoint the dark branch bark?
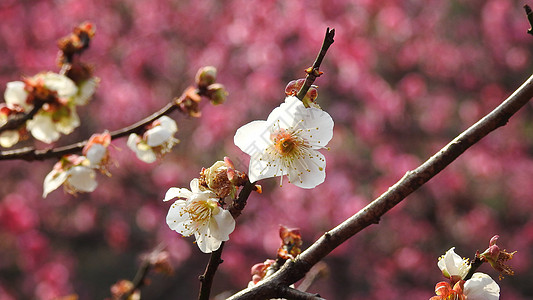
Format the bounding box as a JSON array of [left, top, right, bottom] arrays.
[[198, 242, 225, 300], [226, 72, 533, 299]]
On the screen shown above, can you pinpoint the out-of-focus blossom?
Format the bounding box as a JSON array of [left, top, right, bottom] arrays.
[[82, 131, 111, 168], [437, 247, 470, 281], [164, 178, 235, 253], [234, 96, 333, 188], [43, 155, 97, 198], [277, 225, 302, 259], [127, 115, 178, 163]]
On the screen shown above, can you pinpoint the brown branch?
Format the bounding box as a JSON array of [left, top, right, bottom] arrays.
[[226, 72, 533, 299], [0, 102, 45, 133], [525, 5, 533, 35], [0, 89, 204, 161], [296, 28, 335, 105], [198, 242, 225, 300]]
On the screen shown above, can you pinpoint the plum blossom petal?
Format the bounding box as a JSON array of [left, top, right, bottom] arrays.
[[38, 72, 78, 99], [27, 114, 61, 143], [165, 179, 235, 253], [43, 170, 69, 198], [463, 273, 500, 300], [0, 130, 20, 148], [234, 96, 333, 188], [66, 166, 97, 193], [4, 81, 30, 110], [438, 247, 470, 279]]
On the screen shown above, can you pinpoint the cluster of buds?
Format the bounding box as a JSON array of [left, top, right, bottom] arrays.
[[285, 78, 319, 108], [194, 66, 228, 105], [199, 157, 248, 201], [248, 259, 277, 287], [174, 66, 228, 117], [109, 280, 140, 300]]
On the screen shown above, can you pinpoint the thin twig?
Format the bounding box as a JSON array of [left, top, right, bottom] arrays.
[[226, 72, 533, 299], [0, 102, 44, 133], [296, 28, 335, 104]]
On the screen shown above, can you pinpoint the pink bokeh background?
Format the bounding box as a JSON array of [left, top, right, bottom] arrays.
[[1, 0, 533, 299]]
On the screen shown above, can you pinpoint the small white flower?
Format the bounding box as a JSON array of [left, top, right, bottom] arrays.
[[42, 155, 98, 198], [463, 273, 500, 300], [127, 116, 178, 163], [234, 96, 333, 188], [437, 247, 471, 280], [164, 178, 235, 253]]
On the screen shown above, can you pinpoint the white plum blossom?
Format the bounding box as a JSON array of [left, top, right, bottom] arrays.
[[438, 247, 471, 280], [43, 155, 98, 198], [164, 178, 235, 253], [234, 96, 333, 188], [127, 115, 178, 163]]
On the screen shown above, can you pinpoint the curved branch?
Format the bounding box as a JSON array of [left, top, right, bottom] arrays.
[[0, 89, 202, 161], [226, 72, 533, 299]]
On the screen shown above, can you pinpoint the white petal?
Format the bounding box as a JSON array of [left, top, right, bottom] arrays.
[[67, 166, 97, 192], [288, 151, 326, 189], [438, 247, 470, 279], [297, 107, 334, 148], [195, 231, 222, 253], [86, 144, 107, 166], [234, 120, 271, 156], [42, 169, 68, 198], [464, 273, 500, 300], [247, 151, 285, 183], [145, 125, 172, 147], [27, 114, 60, 143], [157, 116, 178, 134], [164, 187, 193, 202], [4, 81, 31, 110], [166, 200, 194, 235], [75, 77, 98, 105], [55, 107, 80, 134], [127, 134, 157, 163], [41, 72, 78, 99], [266, 96, 303, 128], [209, 209, 235, 241], [0, 130, 20, 148]]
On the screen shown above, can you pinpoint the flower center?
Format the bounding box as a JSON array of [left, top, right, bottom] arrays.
[[271, 129, 299, 155], [185, 198, 217, 224]]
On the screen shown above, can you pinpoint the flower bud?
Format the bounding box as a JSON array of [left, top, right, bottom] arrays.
[[207, 83, 228, 105], [195, 66, 217, 89]]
